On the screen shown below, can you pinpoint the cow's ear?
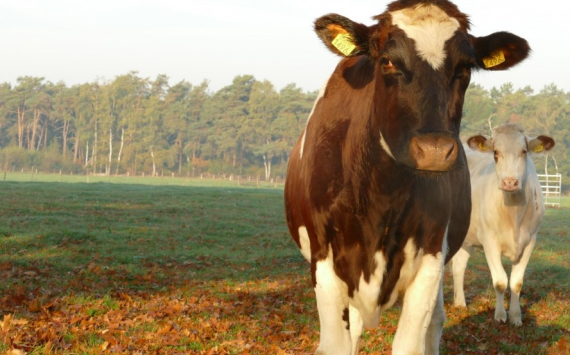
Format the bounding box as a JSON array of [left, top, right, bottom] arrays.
[[315, 14, 370, 57], [528, 135, 555, 155], [467, 135, 493, 153], [470, 32, 530, 71]]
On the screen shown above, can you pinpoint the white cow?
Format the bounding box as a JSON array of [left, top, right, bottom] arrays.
[[451, 124, 555, 326]]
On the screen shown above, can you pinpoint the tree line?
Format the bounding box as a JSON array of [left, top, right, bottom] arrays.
[[0, 72, 568, 187]]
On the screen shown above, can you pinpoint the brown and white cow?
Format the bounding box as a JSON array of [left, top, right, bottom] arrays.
[[284, 1, 530, 354], [451, 124, 555, 326]]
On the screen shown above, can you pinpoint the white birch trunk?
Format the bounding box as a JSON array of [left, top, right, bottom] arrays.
[[150, 146, 156, 177], [85, 141, 89, 167], [263, 154, 271, 180], [116, 126, 124, 175]]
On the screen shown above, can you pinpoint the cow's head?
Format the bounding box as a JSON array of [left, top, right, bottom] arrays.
[[467, 124, 555, 192], [314, 0, 530, 172]]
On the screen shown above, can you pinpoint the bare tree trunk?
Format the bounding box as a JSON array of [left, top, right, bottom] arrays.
[[36, 123, 45, 151], [17, 107, 25, 148], [116, 126, 124, 175], [107, 127, 113, 175], [487, 113, 496, 134], [178, 138, 183, 175], [62, 118, 70, 158], [92, 119, 98, 171], [26, 123, 31, 150], [74, 129, 81, 163], [30, 109, 41, 150], [85, 141, 89, 167], [263, 154, 271, 180], [150, 146, 156, 176]]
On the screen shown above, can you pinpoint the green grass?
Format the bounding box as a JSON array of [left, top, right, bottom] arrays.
[[0, 175, 568, 354]]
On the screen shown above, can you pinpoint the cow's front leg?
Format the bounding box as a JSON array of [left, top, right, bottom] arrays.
[[508, 233, 536, 326], [425, 280, 445, 355], [481, 237, 509, 323], [314, 248, 354, 355], [393, 252, 445, 355], [451, 245, 473, 307]]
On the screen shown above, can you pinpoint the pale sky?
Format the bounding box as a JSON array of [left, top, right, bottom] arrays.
[[1, 0, 568, 94]]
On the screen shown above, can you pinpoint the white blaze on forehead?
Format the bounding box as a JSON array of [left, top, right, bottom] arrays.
[[390, 4, 460, 70]]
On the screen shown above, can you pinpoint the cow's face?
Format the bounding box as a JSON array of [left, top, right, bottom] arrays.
[[468, 125, 555, 192], [314, 0, 530, 172]]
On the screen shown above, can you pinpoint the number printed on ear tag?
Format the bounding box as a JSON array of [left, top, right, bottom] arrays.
[[332, 34, 356, 56], [483, 51, 506, 68]]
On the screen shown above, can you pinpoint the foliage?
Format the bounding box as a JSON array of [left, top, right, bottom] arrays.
[[0, 179, 568, 354], [0, 74, 568, 187]]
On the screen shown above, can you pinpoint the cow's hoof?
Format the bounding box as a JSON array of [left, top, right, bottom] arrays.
[[494, 309, 507, 323], [509, 312, 522, 326]]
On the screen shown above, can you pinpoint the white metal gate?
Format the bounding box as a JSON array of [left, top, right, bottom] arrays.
[[538, 173, 562, 207]]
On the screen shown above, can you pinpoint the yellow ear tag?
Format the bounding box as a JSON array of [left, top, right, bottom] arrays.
[[483, 51, 506, 68], [332, 33, 356, 56], [534, 144, 544, 153], [478, 142, 487, 151]]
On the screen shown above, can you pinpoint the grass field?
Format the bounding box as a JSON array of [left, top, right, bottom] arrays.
[[0, 173, 568, 354]]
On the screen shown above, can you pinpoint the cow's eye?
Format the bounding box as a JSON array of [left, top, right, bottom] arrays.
[[380, 56, 396, 71], [452, 67, 471, 82], [522, 149, 528, 155]]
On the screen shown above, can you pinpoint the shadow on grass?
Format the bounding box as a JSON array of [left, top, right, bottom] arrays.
[[442, 307, 569, 355]]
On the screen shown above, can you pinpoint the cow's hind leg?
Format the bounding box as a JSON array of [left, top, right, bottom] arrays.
[[481, 238, 509, 323], [314, 249, 353, 355], [451, 245, 473, 307], [508, 234, 536, 326], [393, 252, 444, 355]]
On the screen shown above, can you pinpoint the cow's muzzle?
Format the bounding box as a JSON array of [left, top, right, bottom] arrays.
[[410, 134, 458, 172], [500, 177, 520, 192]]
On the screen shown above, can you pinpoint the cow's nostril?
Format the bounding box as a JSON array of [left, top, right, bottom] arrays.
[[445, 142, 456, 160]]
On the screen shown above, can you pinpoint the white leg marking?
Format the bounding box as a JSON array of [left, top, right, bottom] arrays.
[[384, 238, 423, 309], [349, 304, 364, 355], [425, 281, 445, 355], [380, 132, 396, 160], [390, 4, 460, 70], [351, 251, 386, 327], [508, 233, 536, 326], [392, 251, 445, 355], [298, 226, 311, 262], [314, 247, 352, 354], [451, 245, 473, 307], [300, 80, 328, 159], [393, 230, 448, 355]]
